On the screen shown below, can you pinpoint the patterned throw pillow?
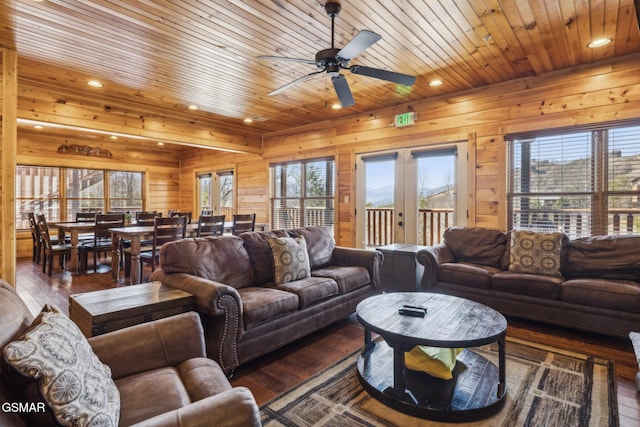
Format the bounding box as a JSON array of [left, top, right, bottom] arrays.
[[268, 236, 311, 285], [3, 307, 120, 427], [509, 230, 566, 277]]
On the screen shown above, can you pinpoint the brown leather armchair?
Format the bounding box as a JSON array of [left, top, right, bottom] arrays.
[[0, 280, 261, 427]]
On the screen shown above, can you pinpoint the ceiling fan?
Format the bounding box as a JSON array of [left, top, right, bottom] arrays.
[[258, 1, 416, 108]]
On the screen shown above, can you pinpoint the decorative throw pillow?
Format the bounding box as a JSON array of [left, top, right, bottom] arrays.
[[3, 307, 120, 427], [268, 236, 311, 285], [509, 230, 566, 277], [405, 346, 462, 380]]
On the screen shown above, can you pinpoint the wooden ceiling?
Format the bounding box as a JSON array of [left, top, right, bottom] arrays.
[[3, 0, 640, 142]]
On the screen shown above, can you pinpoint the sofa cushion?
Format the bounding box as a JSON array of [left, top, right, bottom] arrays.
[[288, 226, 336, 269], [4, 307, 120, 427], [159, 237, 255, 288], [268, 236, 311, 285], [238, 287, 299, 330], [508, 230, 567, 277], [443, 227, 507, 267], [239, 230, 290, 285], [564, 235, 640, 281], [437, 262, 500, 290], [312, 265, 371, 294], [560, 279, 640, 313], [491, 271, 564, 299], [116, 367, 189, 426], [273, 276, 339, 309]]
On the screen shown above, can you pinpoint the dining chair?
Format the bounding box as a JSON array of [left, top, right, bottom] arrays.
[[135, 211, 162, 226], [231, 214, 256, 235], [37, 214, 73, 276], [28, 213, 42, 264], [138, 216, 187, 281], [170, 211, 192, 224], [75, 212, 98, 222], [81, 213, 125, 272], [200, 209, 214, 216], [197, 214, 225, 237]]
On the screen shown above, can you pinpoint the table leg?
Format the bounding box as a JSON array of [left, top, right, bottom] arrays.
[[129, 236, 142, 285], [111, 233, 119, 282], [69, 230, 79, 273], [362, 326, 375, 355], [497, 335, 506, 397]]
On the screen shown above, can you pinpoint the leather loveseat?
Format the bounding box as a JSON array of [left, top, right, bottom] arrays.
[[150, 226, 382, 374], [0, 280, 261, 427], [416, 226, 640, 337]]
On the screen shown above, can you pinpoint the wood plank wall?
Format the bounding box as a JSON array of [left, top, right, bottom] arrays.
[[14, 132, 182, 258], [181, 53, 640, 247]]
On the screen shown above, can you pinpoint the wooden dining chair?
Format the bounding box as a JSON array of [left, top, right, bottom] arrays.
[[197, 214, 225, 237], [231, 214, 256, 235], [37, 214, 73, 276], [170, 211, 192, 224], [28, 212, 42, 264], [81, 213, 124, 272], [136, 211, 162, 226], [138, 216, 187, 281], [200, 210, 214, 216], [75, 212, 98, 222]]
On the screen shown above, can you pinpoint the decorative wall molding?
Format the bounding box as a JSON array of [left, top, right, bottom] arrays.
[[57, 144, 113, 158]]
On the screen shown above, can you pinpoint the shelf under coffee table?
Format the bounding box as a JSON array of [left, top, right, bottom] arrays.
[[355, 292, 507, 422]]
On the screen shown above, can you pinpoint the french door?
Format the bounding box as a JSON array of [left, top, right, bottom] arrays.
[[196, 170, 234, 219], [355, 143, 468, 247]]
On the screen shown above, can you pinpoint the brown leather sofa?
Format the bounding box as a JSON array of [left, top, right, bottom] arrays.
[[417, 226, 640, 337], [0, 280, 261, 427], [150, 226, 382, 374]]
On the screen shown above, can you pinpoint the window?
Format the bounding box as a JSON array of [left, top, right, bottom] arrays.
[[269, 158, 335, 231], [507, 124, 640, 238], [108, 171, 143, 213], [16, 166, 145, 229]]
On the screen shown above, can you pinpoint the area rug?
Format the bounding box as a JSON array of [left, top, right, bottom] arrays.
[[260, 337, 618, 426]]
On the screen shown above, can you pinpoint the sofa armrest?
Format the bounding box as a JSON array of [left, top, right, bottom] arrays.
[[88, 312, 206, 380], [130, 387, 261, 427], [331, 246, 383, 290], [161, 273, 244, 374], [416, 243, 453, 290], [161, 273, 243, 319]]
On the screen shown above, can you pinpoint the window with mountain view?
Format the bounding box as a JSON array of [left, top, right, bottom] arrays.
[[269, 158, 335, 231], [507, 124, 640, 238]]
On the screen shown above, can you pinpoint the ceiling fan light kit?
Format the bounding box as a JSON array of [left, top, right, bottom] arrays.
[[258, 1, 416, 108]]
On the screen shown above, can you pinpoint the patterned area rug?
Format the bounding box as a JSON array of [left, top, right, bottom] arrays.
[[260, 337, 618, 426]]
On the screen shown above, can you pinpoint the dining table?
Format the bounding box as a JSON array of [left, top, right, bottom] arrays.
[[50, 221, 98, 274], [109, 223, 199, 284]]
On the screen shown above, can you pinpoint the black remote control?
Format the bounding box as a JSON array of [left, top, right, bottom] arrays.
[[398, 308, 425, 318]]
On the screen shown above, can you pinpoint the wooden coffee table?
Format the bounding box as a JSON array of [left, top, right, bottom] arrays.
[[356, 292, 507, 422], [69, 282, 194, 337]]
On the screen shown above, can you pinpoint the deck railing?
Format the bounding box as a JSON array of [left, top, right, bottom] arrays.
[[512, 208, 640, 237], [364, 207, 454, 247]]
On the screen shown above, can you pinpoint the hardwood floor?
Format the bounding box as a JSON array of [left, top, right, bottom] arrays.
[[14, 256, 640, 426]]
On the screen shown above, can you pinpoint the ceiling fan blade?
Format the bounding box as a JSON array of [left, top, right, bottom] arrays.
[[332, 74, 355, 107], [350, 65, 416, 86], [257, 55, 316, 65], [337, 29, 381, 60], [268, 70, 324, 96]]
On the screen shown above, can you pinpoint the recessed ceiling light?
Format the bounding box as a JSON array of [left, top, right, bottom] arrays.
[[331, 103, 342, 109], [110, 135, 118, 140], [157, 142, 164, 146], [588, 38, 612, 48], [429, 79, 444, 87], [33, 125, 43, 130], [243, 118, 254, 123], [187, 104, 199, 111], [87, 80, 103, 88], [482, 34, 492, 42]]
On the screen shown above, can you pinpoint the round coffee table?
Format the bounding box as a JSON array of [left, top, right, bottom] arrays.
[[356, 292, 507, 422]]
